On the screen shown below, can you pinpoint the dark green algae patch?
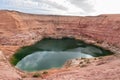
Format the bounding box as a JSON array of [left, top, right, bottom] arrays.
[[10, 38, 113, 71]]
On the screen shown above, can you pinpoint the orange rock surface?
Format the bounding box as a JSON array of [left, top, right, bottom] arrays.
[[0, 10, 120, 80]]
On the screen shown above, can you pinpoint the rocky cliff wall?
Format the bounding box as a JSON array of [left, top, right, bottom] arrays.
[[0, 10, 120, 54]]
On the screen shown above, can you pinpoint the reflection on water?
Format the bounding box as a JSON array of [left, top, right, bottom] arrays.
[[16, 51, 93, 71], [12, 38, 112, 71]]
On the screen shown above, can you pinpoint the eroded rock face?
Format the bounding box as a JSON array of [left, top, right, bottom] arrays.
[[0, 51, 21, 80], [0, 10, 120, 53], [0, 10, 120, 80]]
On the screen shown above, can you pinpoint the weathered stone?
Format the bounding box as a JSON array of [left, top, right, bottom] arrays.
[[0, 10, 120, 80], [0, 51, 21, 80], [0, 10, 120, 54]]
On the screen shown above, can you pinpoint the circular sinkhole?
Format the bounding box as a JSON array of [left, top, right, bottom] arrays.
[[10, 38, 113, 72]]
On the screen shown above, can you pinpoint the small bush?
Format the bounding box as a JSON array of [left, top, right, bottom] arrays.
[[42, 71, 48, 74], [32, 73, 41, 78]]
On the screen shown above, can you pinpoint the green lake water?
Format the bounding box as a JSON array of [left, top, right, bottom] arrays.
[[11, 38, 112, 72]]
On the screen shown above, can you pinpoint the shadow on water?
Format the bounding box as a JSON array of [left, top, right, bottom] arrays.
[[10, 37, 113, 71]]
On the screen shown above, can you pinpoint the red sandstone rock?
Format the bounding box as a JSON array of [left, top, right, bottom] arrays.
[[0, 10, 120, 53], [0, 51, 21, 80], [0, 10, 120, 80]]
